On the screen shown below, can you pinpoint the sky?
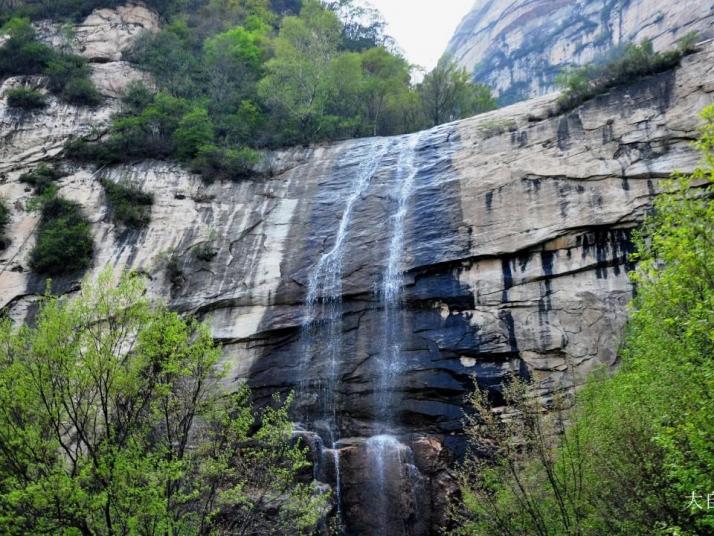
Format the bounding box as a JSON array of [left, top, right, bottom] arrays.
[[367, 0, 475, 71]]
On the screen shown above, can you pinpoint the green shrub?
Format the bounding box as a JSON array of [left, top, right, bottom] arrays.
[[192, 242, 218, 262], [120, 80, 154, 115], [61, 76, 102, 106], [0, 0, 182, 25], [0, 18, 53, 77], [19, 164, 63, 195], [190, 144, 259, 181], [45, 52, 102, 106], [0, 198, 10, 250], [63, 137, 119, 164], [45, 53, 91, 92], [5, 87, 47, 110], [556, 36, 697, 112], [30, 196, 93, 275], [99, 177, 154, 228], [0, 18, 102, 107]]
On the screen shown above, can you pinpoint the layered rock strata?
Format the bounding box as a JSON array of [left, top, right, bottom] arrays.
[[446, 0, 714, 104], [2, 6, 714, 534]]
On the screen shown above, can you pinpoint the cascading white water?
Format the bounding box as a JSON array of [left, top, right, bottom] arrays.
[[378, 133, 422, 418], [366, 132, 423, 534], [299, 140, 390, 524], [298, 132, 426, 533], [365, 435, 413, 534]]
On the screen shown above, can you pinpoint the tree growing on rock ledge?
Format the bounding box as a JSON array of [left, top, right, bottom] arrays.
[[0, 269, 326, 535]]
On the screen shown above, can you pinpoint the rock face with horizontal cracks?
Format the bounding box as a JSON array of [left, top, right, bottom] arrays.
[[446, 0, 714, 104], [3, 6, 714, 534]]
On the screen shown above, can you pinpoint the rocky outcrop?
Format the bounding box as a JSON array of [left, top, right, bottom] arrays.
[[2, 5, 714, 535], [35, 3, 159, 62], [446, 0, 714, 104]]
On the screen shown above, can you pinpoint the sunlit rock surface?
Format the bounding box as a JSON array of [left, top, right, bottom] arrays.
[[446, 0, 714, 104], [2, 5, 714, 535]]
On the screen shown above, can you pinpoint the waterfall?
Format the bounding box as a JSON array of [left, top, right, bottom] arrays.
[[366, 132, 424, 534], [366, 434, 423, 535], [378, 133, 421, 422], [298, 132, 426, 534], [299, 140, 390, 524]]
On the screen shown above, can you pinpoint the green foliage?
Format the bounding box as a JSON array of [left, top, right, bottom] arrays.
[[19, 164, 63, 195], [4, 86, 47, 110], [556, 36, 697, 112], [175, 106, 214, 159], [190, 144, 260, 181], [193, 241, 218, 262], [99, 177, 154, 228], [0, 198, 10, 249], [68, 89, 190, 163], [419, 55, 496, 127], [0, 17, 102, 106], [257, 0, 342, 144], [452, 103, 714, 535], [57, 0, 497, 174], [29, 196, 94, 275], [0, 269, 326, 534], [0, 18, 53, 76], [0, 0, 184, 24]]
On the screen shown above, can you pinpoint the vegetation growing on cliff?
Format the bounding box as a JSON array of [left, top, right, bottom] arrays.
[[452, 104, 714, 535], [19, 164, 63, 195], [0, 17, 102, 106], [556, 35, 698, 112], [29, 196, 94, 275], [5, 86, 47, 110], [420, 55, 496, 126], [100, 177, 154, 228], [0, 0, 179, 24], [39, 0, 495, 180], [0, 270, 325, 534], [0, 198, 10, 249]]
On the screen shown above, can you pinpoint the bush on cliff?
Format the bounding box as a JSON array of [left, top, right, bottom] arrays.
[[100, 177, 154, 228], [0, 269, 325, 534], [29, 196, 94, 276], [0, 198, 10, 249], [556, 34, 698, 113], [19, 164, 63, 194], [0, 18, 102, 107], [5, 87, 47, 110], [451, 104, 714, 535]]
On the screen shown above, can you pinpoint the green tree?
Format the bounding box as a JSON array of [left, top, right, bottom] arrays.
[[203, 19, 269, 112], [175, 106, 215, 159], [258, 0, 342, 144], [0, 269, 325, 535], [451, 104, 714, 536], [359, 46, 413, 135], [419, 55, 496, 127]]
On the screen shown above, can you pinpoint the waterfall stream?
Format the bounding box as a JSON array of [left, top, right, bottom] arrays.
[[368, 132, 423, 534], [299, 131, 426, 534], [299, 139, 390, 525], [378, 133, 421, 421]]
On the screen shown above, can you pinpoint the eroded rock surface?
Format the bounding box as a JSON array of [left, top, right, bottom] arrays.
[[3, 6, 714, 534], [446, 0, 714, 104]]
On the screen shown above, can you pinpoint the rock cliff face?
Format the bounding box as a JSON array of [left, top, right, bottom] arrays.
[[2, 6, 714, 535], [446, 0, 714, 104]]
